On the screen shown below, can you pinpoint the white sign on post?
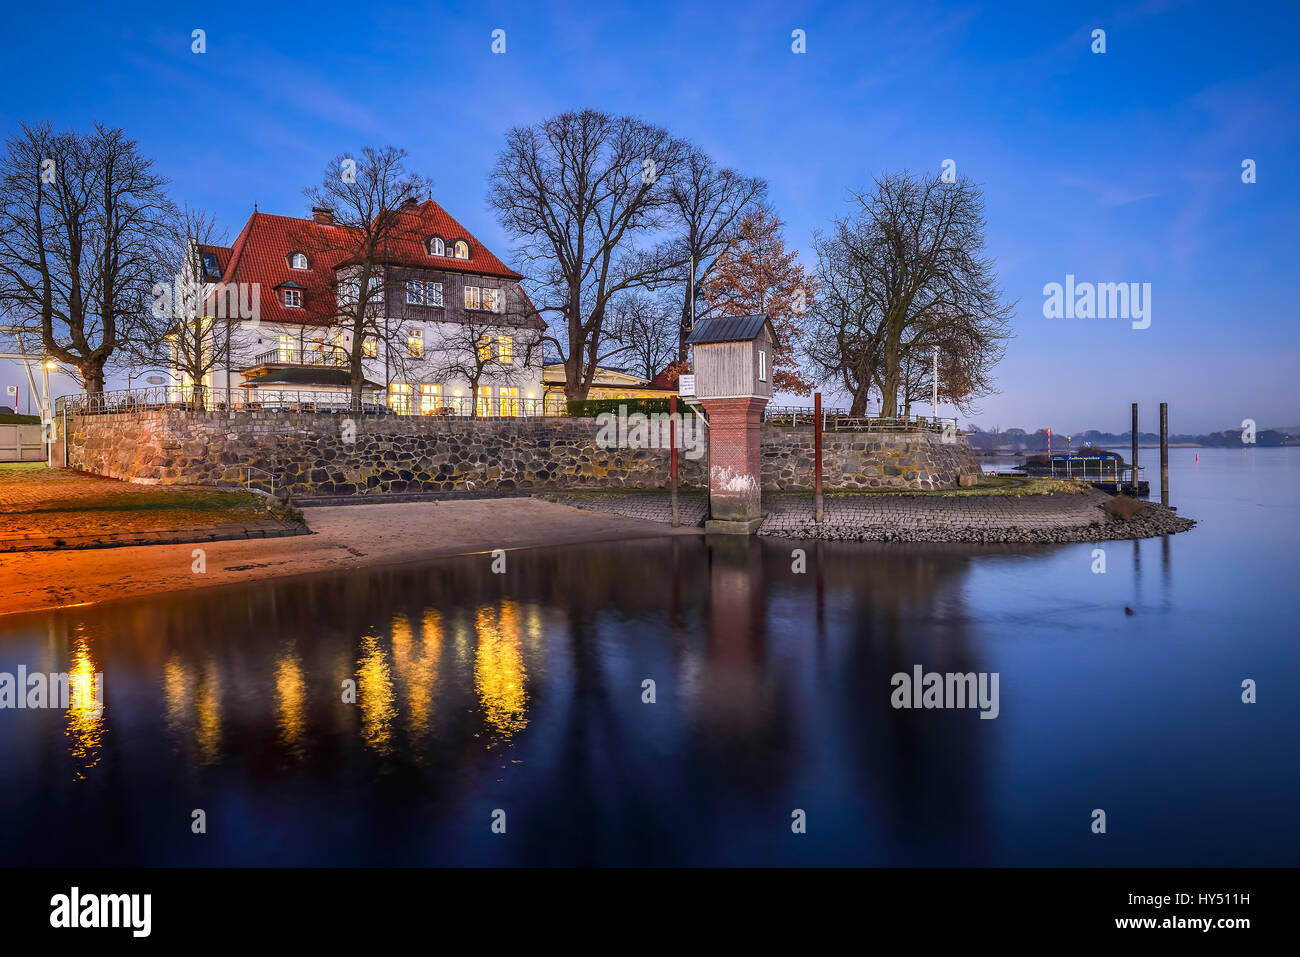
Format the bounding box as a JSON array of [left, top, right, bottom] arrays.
[[678, 374, 695, 397]]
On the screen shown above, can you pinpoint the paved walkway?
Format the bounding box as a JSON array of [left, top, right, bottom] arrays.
[[543, 491, 709, 527], [760, 490, 1108, 538]]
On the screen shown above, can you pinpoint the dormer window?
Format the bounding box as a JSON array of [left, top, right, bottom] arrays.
[[289, 252, 309, 270], [428, 236, 445, 257], [453, 240, 469, 260], [283, 288, 302, 308], [201, 252, 221, 278]]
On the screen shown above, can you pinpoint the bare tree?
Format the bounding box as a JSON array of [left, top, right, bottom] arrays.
[[128, 205, 237, 407], [488, 109, 689, 400], [301, 146, 432, 412], [427, 301, 542, 417], [806, 172, 1013, 417], [608, 290, 678, 381], [0, 122, 174, 394], [806, 216, 887, 415], [665, 150, 766, 361]]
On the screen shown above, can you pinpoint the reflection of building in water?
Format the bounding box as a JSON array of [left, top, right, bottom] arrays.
[[356, 635, 397, 756], [161, 652, 225, 766], [274, 647, 307, 756], [474, 603, 528, 742], [389, 611, 443, 747], [64, 630, 104, 781]]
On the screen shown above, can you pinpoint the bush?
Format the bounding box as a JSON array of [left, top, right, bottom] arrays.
[[565, 397, 697, 418]]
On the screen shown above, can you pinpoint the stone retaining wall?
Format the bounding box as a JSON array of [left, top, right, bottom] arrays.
[[761, 426, 983, 492], [65, 411, 981, 497]]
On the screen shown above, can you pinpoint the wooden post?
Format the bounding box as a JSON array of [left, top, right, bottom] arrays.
[[670, 394, 679, 527], [814, 391, 823, 524], [1131, 403, 1139, 497], [1160, 402, 1169, 507]]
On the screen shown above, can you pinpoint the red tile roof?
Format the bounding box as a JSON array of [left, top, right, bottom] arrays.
[[650, 360, 689, 389], [205, 200, 525, 326]]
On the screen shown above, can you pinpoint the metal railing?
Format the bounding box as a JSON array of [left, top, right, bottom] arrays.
[[251, 346, 348, 367], [55, 386, 549, 419], [241, 466, 276, 496], [764, 405, 958, 434]]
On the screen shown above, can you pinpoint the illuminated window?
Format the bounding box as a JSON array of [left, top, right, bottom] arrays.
[[496, 335, 513, 364], [278, 334, 294, 363], [453, 240, 469, 259], [476, 385, 493, 417], [499, 386, 519, 416], [283, 288, 302, 308], [420, 384, 441, 415], [464, 285, 481, 311], [362, 336, 378, 358], [388, 383, 411, 415], [483, 288, 501, 313], [477, 334, 492, 362], [289, 252, 308, 270], [408, 328, 423, 359]]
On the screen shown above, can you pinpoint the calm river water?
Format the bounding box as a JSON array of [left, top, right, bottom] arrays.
[[1, 447, 1296, 866]]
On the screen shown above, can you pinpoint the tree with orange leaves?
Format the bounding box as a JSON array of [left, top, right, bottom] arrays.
[[699, 208, 816, 395]]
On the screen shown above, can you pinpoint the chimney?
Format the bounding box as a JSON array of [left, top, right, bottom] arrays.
[[312, 207, 335, 225], [400, 197, 418, 210]]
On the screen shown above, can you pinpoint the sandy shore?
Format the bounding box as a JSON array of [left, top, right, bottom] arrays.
[[0, 498, 699, 618]]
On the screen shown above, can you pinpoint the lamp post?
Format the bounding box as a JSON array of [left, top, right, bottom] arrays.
[[931, 346, 939, 423]]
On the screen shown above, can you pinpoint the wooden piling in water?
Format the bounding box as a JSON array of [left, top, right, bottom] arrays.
[[670, 394, 679, 527], [1160, 402, 1169, 507], [814, 392, 824, 524], [1131, 403, 1139, 497]]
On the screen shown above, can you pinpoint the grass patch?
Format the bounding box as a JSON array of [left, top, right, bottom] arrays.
[[0, 413, 41, 425]]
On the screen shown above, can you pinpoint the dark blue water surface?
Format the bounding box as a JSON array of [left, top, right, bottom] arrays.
[[0, 447, 1296, 866]]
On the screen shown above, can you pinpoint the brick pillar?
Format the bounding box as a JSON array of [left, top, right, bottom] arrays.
[[701, 396, 767, 534]]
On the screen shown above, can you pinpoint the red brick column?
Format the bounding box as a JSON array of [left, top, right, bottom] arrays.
[[701, 396, 768, 532]]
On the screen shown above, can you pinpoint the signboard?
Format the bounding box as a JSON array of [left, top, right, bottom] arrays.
[[677, 374, 695, 397], [4, 385, 15, 397], [146, 375, 166, 385]]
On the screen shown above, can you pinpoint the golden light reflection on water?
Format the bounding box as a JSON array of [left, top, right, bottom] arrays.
[[163, 654, 190, 743], [394, 611, 442, 746], [274, 649, 307, 756], [196, 660, 223, 765], [161, 654, 224, 764], [357, 634, 397, 755], [474, 602, 528, 744], [64, 633, 104, 781]]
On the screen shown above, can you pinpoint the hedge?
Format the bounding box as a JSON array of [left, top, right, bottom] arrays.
[[566, 397, 697, 418]]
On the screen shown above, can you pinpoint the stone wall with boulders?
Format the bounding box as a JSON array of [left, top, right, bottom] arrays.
[[64, 411, 981, 496], [760, 426, 983, 491]]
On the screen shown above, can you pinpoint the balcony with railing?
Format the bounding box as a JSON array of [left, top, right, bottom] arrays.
[[247, 346, 349, 369]]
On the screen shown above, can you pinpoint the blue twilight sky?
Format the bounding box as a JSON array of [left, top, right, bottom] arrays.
[[1, 0, 1297, 433]]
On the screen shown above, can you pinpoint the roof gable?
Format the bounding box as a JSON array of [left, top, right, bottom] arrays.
[[213, 201, 525, 326]]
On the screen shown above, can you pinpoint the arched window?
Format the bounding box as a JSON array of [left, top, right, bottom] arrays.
[[453, 240, 469, 260], [428, 236, 445, 257], [289, 251, 309, 270]]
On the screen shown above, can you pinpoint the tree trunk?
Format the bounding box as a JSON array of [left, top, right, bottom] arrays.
[[880, 334, 901, 418], [848, 377, 871, 417], [81, 362, 106, 396]]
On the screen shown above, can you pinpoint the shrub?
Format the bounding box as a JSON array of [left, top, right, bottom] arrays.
[[565, 397, 697, 419]]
